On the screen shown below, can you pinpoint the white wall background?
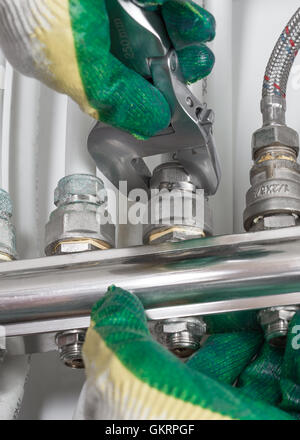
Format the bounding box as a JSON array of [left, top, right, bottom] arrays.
[[0, 0, 300, 420]]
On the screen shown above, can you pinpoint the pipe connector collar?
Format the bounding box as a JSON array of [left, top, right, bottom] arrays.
[[54, 174, 106, 207], [45, 174, 115, 255], [252, 125, 299, 159]]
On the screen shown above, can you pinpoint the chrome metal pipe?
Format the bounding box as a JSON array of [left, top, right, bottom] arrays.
[[2, 227, 300, 340]]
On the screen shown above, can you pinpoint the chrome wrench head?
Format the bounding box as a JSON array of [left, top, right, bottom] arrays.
[[88, 0, 221, 195]]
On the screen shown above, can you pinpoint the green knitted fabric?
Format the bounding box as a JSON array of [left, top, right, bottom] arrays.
[[87, 286, 298, 420], [238, 343, 284, 405], [161, 0, 216, 46], [279, 313, 300, 413], [187, 332, 264, 385], [68, 0, 215, 138], [205, 311, 260, 333], [177, 44, 215, 83]]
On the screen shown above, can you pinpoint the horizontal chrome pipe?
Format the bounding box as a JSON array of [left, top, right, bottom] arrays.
[[2, 227, 300, 341]]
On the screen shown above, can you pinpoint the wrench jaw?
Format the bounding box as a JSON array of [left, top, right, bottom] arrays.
[[88, 0, 221, 197], [88, 121, 221, 197], [88, 122, 154, 194]]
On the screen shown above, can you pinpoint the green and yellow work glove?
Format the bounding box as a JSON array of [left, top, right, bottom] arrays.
[[0, 0, 215, 139], [79, 286, 300, 420]]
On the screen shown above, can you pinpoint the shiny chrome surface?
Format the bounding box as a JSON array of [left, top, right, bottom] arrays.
[[1, 227, 300, 350]]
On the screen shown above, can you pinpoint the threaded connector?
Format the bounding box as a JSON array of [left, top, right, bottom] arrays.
[[56, 329, 86, 369], [45, 174, 115, 255], [244, 144, 300, 232], [49, 175, 114, 369], [143, 162, 212, 244], [153, 317, 207, 358], [258, 306, 299, 347]]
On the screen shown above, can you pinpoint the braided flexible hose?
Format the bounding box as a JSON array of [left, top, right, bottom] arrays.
[[263, 8, 300, 99]]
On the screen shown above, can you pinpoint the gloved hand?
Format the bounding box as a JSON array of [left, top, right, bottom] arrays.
[[77, 286, 300, 420], [0, 0, 215, 139]]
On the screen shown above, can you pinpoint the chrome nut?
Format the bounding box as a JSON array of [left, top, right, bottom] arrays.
[[149, 189, 203, 226], [244, 156, 300, 231], [258, 307, 298, 326], [258, 306, 299, 346], [153, 317, 207, 358], [56, 329, 86, 369], [150, 162, 196, 191], [252, 125, 299, 158], [143, 190, 212, 243], [47, 204, 104, 237], [56, 330, 84, 348], [250, 214, 299, 232], [161, 318, 206, 336]]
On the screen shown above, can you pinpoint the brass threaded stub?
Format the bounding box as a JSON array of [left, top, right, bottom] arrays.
[[257, 153, 296, 164]]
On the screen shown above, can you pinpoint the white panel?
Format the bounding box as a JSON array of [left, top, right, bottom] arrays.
[[0, 60, 12, 192], [19, 352, 85, 420], [8, 74, 67, 258], [65, 99, 96, 176]]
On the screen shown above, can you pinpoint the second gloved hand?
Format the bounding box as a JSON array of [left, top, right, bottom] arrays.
[[0, 0, 215, 139], [77, 286, 300, 420]]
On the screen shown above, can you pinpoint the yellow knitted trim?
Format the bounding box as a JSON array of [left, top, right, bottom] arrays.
[[83, 326, 232, 420]]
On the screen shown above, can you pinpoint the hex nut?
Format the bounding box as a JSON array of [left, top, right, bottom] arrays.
[[56, 330, 86, 369], [150, 162, 196, 191], [143, 189, 212, 243], [250, 214, 299, 232], [244, 157, 300, 230], [258, 307, 298, 326], [161, 318, 207, 336], [258, 307, 299, 346], [56, 330, 85, 348], [45, 203, 115, 255], [148, 189, 202, 225], [153, 317, 207, 358], [252, 125, 299, 158]]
